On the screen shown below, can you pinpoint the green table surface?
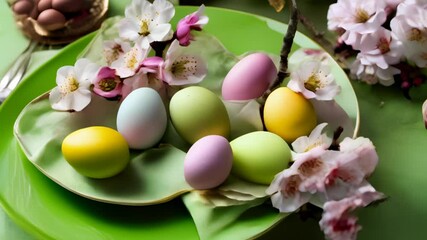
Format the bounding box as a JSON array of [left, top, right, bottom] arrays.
[[1, 1, 427, 239]]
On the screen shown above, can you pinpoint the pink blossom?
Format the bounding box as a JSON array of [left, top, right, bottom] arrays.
[[141, 56, 164, 74], [350, 54, 400, 86], [266, 169, 312, 213], [327, 0, 387, 47], [176, 5, 209, 46], [92, 67, 122, 98], [319, 187, 385, 240], [353, 27, 403, 69], [390, 2, 427, 67], [159, 40, 207, 85]]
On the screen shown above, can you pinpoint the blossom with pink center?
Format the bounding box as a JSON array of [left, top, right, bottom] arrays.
[[350, 55, 401, 86], [92, 67, 122, 99], [339, 137, 379, 178], [288, 60, 341, 101], [266, 169, 312, 213], [159, 40, 207, 85], [110, 44, 150, 78], [176, 5, 209, 46], [292, 123, 333, 154], [390, 2, 427, 67], [353, 27, 403, 69], [319, 187, 385, 240], [327, 0, 387, 46]]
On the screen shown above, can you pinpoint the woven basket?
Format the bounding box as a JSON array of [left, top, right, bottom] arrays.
[[11, 0, 109, 45]]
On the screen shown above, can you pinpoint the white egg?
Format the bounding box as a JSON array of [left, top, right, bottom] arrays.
[[116, 88, 167, 149]]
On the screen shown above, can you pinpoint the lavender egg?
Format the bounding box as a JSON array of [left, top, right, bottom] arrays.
[[222, 53, 277, 100], [184, 135, 233, 190]]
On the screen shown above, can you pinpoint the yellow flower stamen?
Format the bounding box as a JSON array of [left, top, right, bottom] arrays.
[[305, 74, 322, 92], [99, 78, 117, 92], [139, 20, 150, 36], [60, 74, 79, 95], [355, 8, 371, 23], [408, 28, 427, 42]]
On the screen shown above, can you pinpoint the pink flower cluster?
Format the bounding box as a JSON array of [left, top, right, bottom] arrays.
[[94, 2, 208, 100], [267, 124, 384, 240], [327, 0, 427, 89]]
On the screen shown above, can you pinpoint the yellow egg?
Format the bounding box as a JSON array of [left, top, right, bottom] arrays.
[[263, 87, 317, 143], [62, 126, 130, 179]]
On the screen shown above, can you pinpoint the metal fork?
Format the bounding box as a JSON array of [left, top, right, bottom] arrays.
[[0, 41, 38, 104]]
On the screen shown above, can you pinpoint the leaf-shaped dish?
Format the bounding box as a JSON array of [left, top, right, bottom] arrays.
[[0, 6, 359, 240]]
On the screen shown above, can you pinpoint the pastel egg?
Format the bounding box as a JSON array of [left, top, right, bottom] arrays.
[[12, 0, 34, 15], [263, 87, 317, 143], [37, 9, 66, 31], [52, 0, 84, 13], [62, 126, 130, 179], [184, 135, 233, 189], [222, 53, 277, 100], [230, 131, 291, 184], [169, 86, 230, 144], [117, 87, 168, 150]]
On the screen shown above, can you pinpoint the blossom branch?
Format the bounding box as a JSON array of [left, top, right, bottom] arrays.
[[270, 0, 298, 90]]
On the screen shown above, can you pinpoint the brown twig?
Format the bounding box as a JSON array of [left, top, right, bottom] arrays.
[[271, 0, 298, 90]]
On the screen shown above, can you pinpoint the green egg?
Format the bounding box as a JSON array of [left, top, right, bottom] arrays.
[[230, 131, 291, 184], [169, 86, 230, 144]]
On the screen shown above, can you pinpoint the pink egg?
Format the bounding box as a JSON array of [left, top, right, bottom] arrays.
[[184, 135, 233, 190], [222, 53, 277, 100]]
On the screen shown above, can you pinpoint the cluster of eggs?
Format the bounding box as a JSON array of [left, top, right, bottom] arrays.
[[12, 0, 87, 31], [61, 53, 318, 189]]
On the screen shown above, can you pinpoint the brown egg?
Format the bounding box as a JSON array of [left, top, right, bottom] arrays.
[[37, 9, 66, 31], [12, 0, 34, 15], [52, 0, 84, 13], [37, 0, 52, 12]]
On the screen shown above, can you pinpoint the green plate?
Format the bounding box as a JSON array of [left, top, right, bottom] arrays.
[[0, 6, 358, 239]]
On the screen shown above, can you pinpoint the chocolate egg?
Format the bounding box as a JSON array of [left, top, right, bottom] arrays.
[[52, 0, 84, 13], [37, 9, 66, 31], [37, 0, 52, 12], [12, 0, 34, 15]]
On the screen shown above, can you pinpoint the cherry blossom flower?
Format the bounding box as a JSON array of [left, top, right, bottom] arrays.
[[49, 59, 100, 111], [92, 67, 122, 99], [353, 27, 403, 68], [423, 99, 427, 129], [110, 44, 150, 78], [350, 55, 401, 86], [176, 5, 209, 46], [327, 0, 387, 46], [292, 123, 333, 153], [287, 60, 341, 101], [319, 186, 385, 240], [266, 168, 312, 213], [103, 39, 131, 65], [117, 0, 175, 48], [159, 40, 207, 85], [390, 2, 427, 67]]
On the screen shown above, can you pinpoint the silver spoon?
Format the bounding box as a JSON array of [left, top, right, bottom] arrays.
[[0, 40, 37, 104]]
